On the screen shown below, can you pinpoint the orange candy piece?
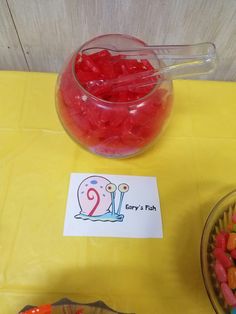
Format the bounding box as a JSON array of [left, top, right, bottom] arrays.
[[228, 267, 236, 289], [227, 224, 233, 232], [227, 233, 236, 251]]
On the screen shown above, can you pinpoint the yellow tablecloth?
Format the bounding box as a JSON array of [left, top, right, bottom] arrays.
[[0, 71, 236, 314]]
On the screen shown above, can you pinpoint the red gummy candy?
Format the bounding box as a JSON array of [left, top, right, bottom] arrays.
[[215, 232, 228, 251], [221, 282, 236, 306], [81, 54, 101, 74], [99, 61, 116, 79], [213, 248, 233, 269], [90, 49, 111, 60], [214, 260, 227, 282], [231, 249, 236, 259]]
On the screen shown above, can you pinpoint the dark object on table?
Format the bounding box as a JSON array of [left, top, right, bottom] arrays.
[[19, 298, 135, 314]]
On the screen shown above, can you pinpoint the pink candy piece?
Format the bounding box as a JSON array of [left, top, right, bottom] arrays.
[[215, 232, 227, 251], [214, 248, 233, 269], [221, 283, 236, 306], [214, 261, 227, 282]]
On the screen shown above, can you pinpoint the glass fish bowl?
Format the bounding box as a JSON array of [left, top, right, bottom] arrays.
[[55, 33, 173, 158]]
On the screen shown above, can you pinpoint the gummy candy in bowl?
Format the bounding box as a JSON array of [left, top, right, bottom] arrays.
[[201, 190, 236, 313], [56, 33, 173, 158], [19, 298, 134, 314]]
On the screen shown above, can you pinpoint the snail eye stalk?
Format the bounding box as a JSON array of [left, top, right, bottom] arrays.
[[118, 183, 129, 193], [117, 183, 129, 215], [106, 183, 117, 193], [106, 183, 117, 215]]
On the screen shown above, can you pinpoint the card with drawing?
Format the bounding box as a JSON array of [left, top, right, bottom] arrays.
[[64, 173, 163, 238]]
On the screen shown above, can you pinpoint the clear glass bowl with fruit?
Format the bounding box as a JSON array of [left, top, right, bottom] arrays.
[[201, 190, 236, 314]]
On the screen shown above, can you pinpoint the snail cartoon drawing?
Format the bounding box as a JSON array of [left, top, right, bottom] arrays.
[[74, 176, 129, 222]]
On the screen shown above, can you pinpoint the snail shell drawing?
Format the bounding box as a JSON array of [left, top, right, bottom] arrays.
[[75, 176, 129, 222]]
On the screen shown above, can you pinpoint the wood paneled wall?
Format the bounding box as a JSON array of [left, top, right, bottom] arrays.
[[0, 0, 236, 81]]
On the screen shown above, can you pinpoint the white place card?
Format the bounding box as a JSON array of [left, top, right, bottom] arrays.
[[64, 173, 163, 238]]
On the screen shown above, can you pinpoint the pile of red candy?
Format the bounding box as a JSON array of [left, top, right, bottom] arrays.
[[57, 49, 172, 157], [75, 49, 157, 101], [213, 214, 236, 311]]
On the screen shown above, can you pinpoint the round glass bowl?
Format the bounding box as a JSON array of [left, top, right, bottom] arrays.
[[201, 190, 236, 313], [55, 34, 173, 158]]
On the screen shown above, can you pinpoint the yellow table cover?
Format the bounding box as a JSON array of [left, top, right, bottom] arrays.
[[0, 71, 236, 314]]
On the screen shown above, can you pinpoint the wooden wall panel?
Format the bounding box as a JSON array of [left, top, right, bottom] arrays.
[[2, 0, 236, 80], [0, 0, 28, 70]]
